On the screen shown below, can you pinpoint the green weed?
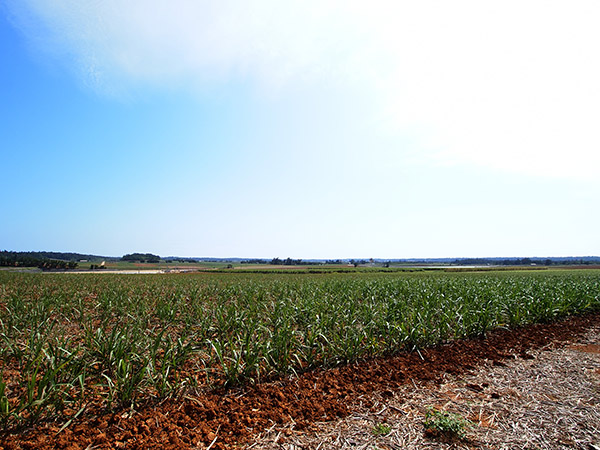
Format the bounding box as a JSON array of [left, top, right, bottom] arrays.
[[372, 422, 392, 436], [423, 407, 470, 438]]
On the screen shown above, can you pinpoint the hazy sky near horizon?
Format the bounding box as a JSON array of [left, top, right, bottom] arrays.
[[2, 1, 599, 259]]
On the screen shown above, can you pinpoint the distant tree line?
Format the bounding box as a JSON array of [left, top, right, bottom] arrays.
[[121, 253, 161, 263], [240, 258, 381, 267], [453, 257, 598, 266], [240, 258, 326, 266], [550, 259, 596, 265], [501, 258, 549, 266], [165, 258, 199, 263], [270, 257, 304, 265], [0, 251, 78, 270]]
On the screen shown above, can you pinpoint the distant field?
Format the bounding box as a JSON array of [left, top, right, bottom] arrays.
[[7, 257, 598, 274], [76, 261, 585, 274], [0, 269, 598, 430], [98, 260, 230, 270]]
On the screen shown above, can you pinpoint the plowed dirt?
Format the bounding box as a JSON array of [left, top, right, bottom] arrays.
[[1, 312, 598, 450]]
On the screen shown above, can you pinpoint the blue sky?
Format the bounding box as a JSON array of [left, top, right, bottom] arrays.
[[2, 1, 599, 259]]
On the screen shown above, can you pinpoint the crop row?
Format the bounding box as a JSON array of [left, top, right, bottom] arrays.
[[0, 270, 598, 428]]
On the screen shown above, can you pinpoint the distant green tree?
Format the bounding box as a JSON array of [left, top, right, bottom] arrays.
[[122, 253, 160, 263]]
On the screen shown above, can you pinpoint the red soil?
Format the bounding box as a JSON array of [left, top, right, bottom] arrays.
[[2, 312, 598, 450]]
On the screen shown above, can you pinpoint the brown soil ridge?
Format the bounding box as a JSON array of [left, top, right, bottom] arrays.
[[2, 311, 599, 450]]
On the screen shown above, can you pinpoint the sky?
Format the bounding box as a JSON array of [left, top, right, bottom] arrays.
[[1, 0, 599, 259]]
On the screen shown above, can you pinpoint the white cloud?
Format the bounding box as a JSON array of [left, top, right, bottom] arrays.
[[8, 0, 369, 91], [8, 0, 600, 179]]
